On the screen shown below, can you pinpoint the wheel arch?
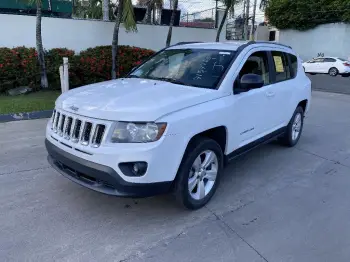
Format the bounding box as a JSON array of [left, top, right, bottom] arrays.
[[298, 99, 308, 113], [172, 125, 228, 183], [187, 126, 228, 154]]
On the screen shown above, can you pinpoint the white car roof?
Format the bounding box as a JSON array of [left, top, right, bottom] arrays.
[[312, 57, 338, 59], [167, 41, 249, 51], [168, 41, 293, 52]]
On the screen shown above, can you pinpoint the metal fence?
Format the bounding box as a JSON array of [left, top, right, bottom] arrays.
[[0, 0, 227, 30], [179, 7, 217, 29]]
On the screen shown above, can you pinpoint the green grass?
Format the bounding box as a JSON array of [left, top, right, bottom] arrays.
[[0, 90, 60, 115]]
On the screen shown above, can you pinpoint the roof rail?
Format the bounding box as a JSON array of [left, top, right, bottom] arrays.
[[247, 41, 292, 49], [174, 41, 203, 46]]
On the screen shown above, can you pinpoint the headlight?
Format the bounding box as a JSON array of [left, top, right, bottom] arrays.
[[111, 122, 167, 143]]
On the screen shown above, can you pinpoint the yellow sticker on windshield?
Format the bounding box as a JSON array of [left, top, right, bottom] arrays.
[[273, 56, 284, 72]]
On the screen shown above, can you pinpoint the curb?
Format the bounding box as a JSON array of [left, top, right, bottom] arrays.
[[0, 110, 53, 123]]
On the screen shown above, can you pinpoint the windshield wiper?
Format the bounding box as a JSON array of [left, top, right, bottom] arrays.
[[126, 75, 141, 78], [149, 77, 187, 86]]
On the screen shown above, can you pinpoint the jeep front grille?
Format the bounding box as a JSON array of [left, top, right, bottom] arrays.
[[52, 110, 106, 147]]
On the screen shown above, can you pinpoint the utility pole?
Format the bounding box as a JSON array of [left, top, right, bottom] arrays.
[[242, 0, 246, 40], [215, 0, 218, 28], [250, 0, 257, 40], [102, 0, 109, 21], [244, 0, 250, 40]]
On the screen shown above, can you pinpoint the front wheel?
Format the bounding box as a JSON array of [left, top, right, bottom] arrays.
[[280, 106, 304, 147], [174, 137, 223, 210]]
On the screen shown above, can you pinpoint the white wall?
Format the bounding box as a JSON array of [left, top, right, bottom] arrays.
[[279, 23, 350, 61], [255, 25, 269, 41], [0, 13, 227, 52]]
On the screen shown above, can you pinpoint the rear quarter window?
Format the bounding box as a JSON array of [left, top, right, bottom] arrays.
[[289, 54, 298, 78]]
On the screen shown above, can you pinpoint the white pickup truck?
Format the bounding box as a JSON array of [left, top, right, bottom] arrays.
[[46, 41, 311, 209]]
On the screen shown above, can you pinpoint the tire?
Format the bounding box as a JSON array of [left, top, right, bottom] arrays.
[[329, 67, 338, 77], [280, 106, 304, 147], [174, 137, 224, 210]]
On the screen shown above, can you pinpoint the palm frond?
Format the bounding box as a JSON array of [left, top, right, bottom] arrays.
[[17, 0, 37, 6], [220, 0, 242, 12], [259, 0, 269, 10], [122, 0, 137, 32]]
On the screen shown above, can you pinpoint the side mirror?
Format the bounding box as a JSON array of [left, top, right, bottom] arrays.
[[239, 74, 264, 91]]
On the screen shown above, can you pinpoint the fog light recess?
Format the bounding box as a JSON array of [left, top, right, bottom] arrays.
[[119, 162, 148, 177]]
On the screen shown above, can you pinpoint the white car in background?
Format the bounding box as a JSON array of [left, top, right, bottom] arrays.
[[302, 57, 350, 77]]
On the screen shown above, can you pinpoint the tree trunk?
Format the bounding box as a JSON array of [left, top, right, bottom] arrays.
[[143, 1, 153, 24], [36, 0, 48, 89], [165, 0, 178, 47], [103, 0, 109, 21], [152, 5, 156, 24], [216, 7, 229, 42], [112, 0, 123, 79]]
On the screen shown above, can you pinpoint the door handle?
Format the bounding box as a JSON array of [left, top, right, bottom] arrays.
[[266, 91, 275, 97]]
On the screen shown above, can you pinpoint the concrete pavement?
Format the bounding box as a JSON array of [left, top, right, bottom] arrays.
[[308, 74, 350, 94], [1, 91, 350, 262]]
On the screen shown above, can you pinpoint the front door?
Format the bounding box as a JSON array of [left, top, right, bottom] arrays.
[[226, 49, 275, 152], [312, 58, 325, 72]]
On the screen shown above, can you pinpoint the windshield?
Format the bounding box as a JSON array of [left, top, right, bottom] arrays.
[[128, 49, 235, 89], [338, 58, 348, 61]]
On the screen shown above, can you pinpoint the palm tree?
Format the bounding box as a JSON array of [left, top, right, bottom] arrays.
[[103, 0, 110, 21], [19, 0, 48, 88], [165, 0, 178, 47], [73, 0, 117, 20], [259, 0, 269, 10], [111, 0, 137, 79], [216, 0, 241, 42], [137, 0, 163, 24]]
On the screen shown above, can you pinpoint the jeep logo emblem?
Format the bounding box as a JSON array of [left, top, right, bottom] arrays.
[[69, 106, 79, 112]]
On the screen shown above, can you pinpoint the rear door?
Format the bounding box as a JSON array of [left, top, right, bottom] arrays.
[[322, 58, 337, 73], [268, 50, 296, 127]]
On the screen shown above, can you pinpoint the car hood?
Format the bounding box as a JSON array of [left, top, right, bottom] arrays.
[[55, 78, 226, 121]]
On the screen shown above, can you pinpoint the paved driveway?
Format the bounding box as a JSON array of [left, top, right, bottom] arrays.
[[2, 91, 350, 262]]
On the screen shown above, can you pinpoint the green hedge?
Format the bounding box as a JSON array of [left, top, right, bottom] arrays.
[[0, 45, 155, 93], [73, 45, 154, 86], [266, 0, 350, 31]]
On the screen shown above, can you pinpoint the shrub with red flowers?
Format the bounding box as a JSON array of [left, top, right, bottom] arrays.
[[72, 45, 155, 86], [0, 47, 39, 92], [0, 45, 155, 93]]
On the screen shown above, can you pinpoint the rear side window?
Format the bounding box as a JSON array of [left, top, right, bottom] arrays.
[[271, 51, 291, 82], [324, 58, 336, 62], [289, 54, 298, 78]]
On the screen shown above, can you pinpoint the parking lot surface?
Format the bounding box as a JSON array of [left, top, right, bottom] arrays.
[[2, 91, 350, 262], [308, 74, 350, 94]]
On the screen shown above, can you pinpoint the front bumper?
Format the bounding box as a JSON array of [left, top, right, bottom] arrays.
[[46, 139, 173, 197]]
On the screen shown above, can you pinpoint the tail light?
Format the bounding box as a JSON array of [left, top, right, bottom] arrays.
[[344, 62, 350, 67]]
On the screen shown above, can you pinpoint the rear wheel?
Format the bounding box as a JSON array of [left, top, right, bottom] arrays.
[[329, 67, 338, 76], [280, 106, 304, 147], [174, 137, 223, 210]]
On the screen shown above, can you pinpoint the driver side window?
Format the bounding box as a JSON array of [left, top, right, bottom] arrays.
[[237, 51, 271, 86]]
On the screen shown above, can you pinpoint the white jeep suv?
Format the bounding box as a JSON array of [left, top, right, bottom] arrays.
[[46, 41, 311, 210]]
